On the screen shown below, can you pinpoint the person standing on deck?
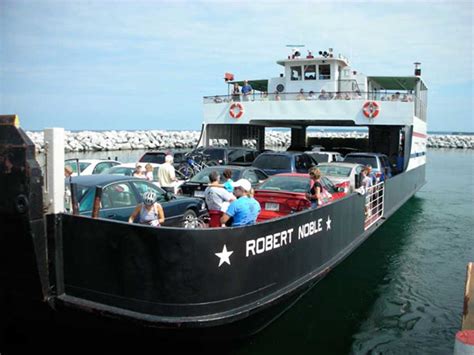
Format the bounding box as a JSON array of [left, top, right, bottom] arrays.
[[306, 167, 323, 207], [158, 155, 178, 193], [241, 80, 253, 101], [220, 179, 260, 227], [204, 171, 236, 227], [231, 83, 241, 102]]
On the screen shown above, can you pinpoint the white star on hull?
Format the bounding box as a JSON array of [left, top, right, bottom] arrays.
[[215, 245, 234, 267]]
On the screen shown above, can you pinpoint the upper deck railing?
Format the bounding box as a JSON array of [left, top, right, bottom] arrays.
[[203, 90, 416, 104], [204, 90, 426, 121]]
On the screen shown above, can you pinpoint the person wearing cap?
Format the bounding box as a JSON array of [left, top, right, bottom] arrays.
[[220, 179, 260, 227]]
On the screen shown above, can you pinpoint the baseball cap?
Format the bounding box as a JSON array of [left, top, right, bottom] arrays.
[[232, 179, 251, 192]]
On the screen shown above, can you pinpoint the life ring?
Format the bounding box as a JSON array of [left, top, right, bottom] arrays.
[[362, 101, 380, 118], [229, 103, 244, 119]]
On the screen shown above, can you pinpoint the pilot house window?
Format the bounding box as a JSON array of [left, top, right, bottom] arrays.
[[291, 66, 302, 81], [319, 64, 331, 80], [304, 65, 316, 80]]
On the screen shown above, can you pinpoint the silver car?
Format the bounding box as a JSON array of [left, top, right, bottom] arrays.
[[316, 162, 364, 192]]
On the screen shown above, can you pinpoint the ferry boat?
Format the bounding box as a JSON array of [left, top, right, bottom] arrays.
[[0, 48, 427, 338]]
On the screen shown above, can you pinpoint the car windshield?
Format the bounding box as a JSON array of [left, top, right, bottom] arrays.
[[317, 165, 352, 177], [139, 153, 166, 164], [258, 176, 310, 193], [253, 155, 290, 170], [344, 156, 378, 169], [309, 153, 330, 163], [65, 161, 91, 173], [103, 167, 133, 176], [190, 167, 240, 183]]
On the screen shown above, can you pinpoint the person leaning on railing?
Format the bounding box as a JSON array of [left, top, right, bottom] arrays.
[[241, 80, 253, 101], [231, 83, 240, 102]]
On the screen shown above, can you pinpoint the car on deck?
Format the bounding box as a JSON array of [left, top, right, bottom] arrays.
[[316, 162, 364, 193], [101, 163, 161, 180], [251, 151, 316, 176], [138, 150, 190, 167], [67, 175, 207, 228], [305, 151, 344, 164], [65, 159, 121, 176], [254, 173, 347, 222], [178, 165, 268, 198], [343, 152, 392, 181]]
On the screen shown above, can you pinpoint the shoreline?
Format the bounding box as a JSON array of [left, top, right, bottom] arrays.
[[26, 130, 474, 153]]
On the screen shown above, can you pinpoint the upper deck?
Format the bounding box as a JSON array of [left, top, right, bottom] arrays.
[[203, 48, 427, 127]]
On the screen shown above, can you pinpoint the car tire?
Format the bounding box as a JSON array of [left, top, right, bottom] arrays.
[[182, 209, 198, 228]]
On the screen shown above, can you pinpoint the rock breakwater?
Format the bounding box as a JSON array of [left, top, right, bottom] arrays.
[[26, 130, 474, 153]]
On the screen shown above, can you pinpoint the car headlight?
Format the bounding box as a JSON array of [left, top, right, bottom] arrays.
[[201, 201, 206, 210]]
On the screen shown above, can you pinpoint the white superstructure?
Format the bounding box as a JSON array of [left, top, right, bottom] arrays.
[[202, 48, 427, 173]]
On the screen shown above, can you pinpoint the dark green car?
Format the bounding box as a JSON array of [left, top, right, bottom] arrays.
[[67, 175, 207, 228]]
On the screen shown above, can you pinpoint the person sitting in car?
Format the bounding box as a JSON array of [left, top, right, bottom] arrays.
[[128, 191, 165, 227], [204, 171, 236, 227], [220, 179, 260, 227]]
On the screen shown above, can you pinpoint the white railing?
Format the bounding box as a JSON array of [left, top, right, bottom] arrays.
[[364, 181, 384, 230]]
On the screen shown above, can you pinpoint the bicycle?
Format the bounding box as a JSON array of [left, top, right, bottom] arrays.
[[177, 153, 219, 180], [183, 213, 210, 229]]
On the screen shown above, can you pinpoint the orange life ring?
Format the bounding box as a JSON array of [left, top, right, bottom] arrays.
[[229, 102, 244, 119], [362, 101, 380, 118]]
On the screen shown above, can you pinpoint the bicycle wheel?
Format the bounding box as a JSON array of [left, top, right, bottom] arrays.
[[177, 164, 194, 180]]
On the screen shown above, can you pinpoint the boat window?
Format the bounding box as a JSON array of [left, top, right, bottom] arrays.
[[304, 65, 316, 80], [291, 66, 302, 81], [259, 176, 310, 193], [319, 64, 331, 80], [131, 181, 166, 203], [253, 155, 291, 170]]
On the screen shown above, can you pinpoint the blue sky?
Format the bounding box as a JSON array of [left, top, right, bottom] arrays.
[[1, 0, 472, 132]]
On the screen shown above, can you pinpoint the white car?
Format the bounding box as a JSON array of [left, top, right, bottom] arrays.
[[102, 162, 161, 179], [65, 159, 121, 176], [316, 162, 364, 192]]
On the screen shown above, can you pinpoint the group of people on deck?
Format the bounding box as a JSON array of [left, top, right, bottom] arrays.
[[128, 164, 335, 228]]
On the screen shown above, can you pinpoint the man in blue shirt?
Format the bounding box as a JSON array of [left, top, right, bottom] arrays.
[[220, 179, 260, 227], [241, 80, 253, 101]]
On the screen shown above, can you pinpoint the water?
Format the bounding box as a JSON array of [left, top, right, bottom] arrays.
[[15, 149, 474, 353]]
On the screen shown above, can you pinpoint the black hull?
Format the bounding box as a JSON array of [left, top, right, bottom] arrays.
[[46, 165, 425, 334], [0, 119, 426, 339]]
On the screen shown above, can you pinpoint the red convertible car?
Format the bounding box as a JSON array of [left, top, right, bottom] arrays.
[[254, 173, 347, 222]]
